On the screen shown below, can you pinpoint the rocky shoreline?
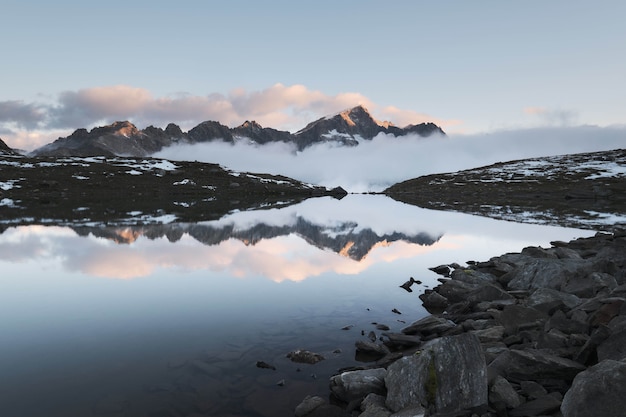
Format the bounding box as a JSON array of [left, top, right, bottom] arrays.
[[296, 228, 626, 417]]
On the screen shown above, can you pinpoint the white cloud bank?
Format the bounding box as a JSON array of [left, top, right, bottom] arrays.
[[155, 125, 626, 192]]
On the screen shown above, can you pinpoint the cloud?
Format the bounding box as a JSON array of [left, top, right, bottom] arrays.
[[0, 100, 47, 129], [0, 84, 452, 150], [524, 106, 578, 126], [157, 125, 626, 192]]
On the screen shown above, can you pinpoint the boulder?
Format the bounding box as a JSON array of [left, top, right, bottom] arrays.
[[505, 258, 592, 291], [561, 359, 626, 417], [385, 333, 487, 414], [509, 394, 561, 417], [359, 393, 392, 417], [487, 348, 585, 383], [295, 395, 327, 417], [597, 327, 626, 361], [489, 375, 522, 409], [401, 315, 455, 336], [330, 368, 387, 403]]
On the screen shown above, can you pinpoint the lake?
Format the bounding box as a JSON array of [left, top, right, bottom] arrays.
[[0, 194, 596, 417]]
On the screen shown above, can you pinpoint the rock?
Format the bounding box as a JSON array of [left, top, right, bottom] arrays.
[[472, 326, 505, 343], [487, 348, 586, 383], [527, 287, 582, 311], [355, 340, 391, 360], [597, 327, 626, 361], [330, 368, 387, 403], [519, 380, 548, 399], [295, 395, 327, 417], [505, 258, 592, 291], [563, 271, 618, 298], [561, 359, 626, 417], [489, 375, 522, 409], [497, 304, 548, 335], [385, 333, 487, 414], [400, 277, 417, 292], [466, 283, 514, 304], [509, 394, 561, 417], [429, 265, 451, 277], [255, 361, 276, 370], [359, 393, 392, 417], [450, 268, 498, 285], [419, 290, 449, 312], [286, 349, 325, 364], [401, 315, 456, 336]]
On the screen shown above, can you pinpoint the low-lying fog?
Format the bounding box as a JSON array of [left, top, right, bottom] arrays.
[[156, 125, 626, 192]]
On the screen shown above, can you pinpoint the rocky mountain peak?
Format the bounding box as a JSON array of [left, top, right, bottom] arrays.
[[238, 120, 263, 131], [338, 105, 374, 126], [0, 137, 18, 155]]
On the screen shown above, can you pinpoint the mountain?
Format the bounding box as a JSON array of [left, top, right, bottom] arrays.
[[30, 106, 444, 157], [294, 105, 443, 148], [70, 217, 440, 261], [385, 148, 626, 229], [0, 137, 19, 155]]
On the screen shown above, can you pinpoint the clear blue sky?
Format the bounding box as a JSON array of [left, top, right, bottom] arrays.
[[1, 0, 625, 150]]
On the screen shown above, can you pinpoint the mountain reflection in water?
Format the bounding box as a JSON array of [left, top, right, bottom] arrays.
[[0, 195, 595, 417]]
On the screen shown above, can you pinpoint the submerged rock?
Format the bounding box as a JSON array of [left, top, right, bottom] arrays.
[[286, 349, 325, 364]]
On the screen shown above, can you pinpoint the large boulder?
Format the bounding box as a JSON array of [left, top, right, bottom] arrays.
[[505, 258, 593, 291], [487, 348, 585, 383], [329, 368, 387, 403], [385, 333, 487, 414], [561, 359, 626, 417]]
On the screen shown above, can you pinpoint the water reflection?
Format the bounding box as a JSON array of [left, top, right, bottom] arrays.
[[0, 195, 596, 417]]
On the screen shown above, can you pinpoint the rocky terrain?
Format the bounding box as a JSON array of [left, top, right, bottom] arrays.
[[27, 106, 444, 157], [0, 154, 346, 227], [297, 229, 626, 417], [385, 149, 626, 230]]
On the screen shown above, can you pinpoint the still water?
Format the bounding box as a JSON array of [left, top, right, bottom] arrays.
[[0, 195, 596, 417]]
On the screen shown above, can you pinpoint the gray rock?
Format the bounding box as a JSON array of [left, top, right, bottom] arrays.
[[487, 348, 585, 383], [450, 268, 497, 285], [385, 333, 487, 414], [419, 290, 449, 311], [519, 380, 548, 399], [597, 327, 626, 361], [563, 271, 617, 298], [509, 394, 561, 417], [401, 315, 456, 336], [295, 395, 327, 417], [355, 340, 391, 360], [527, 287, 582, 310], [471, 325, 505, 343], [561, 359, 626, 417], [489, 375, 522, 409], [497, 304, 548, 335], [466, 283, 514, 304], [435, 279, 480, 303], [286, 349, 325, 364], [359, 393, 392, 417], [330, 368, 387, 403], [506, 258, 592, 291], [389, 405, 426, 417]]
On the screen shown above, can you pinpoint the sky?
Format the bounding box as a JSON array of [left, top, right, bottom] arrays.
[[1, 0, 625, 152]]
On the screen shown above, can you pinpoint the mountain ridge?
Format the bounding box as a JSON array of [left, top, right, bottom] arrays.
[[28, 105, 445, 157]]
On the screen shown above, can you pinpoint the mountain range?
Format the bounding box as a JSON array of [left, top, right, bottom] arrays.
[[20, 105, 444, 157], [70, 218, 440, 262]]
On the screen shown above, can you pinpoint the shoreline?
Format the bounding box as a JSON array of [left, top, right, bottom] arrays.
[[297, 227, 626, 417]]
